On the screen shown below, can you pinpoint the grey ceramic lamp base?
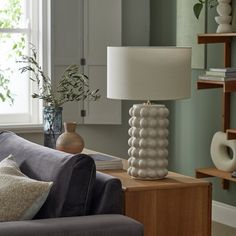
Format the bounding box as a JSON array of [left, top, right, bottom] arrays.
[[127, 104, 169, 180]]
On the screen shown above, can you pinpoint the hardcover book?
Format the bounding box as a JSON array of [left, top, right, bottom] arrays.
[[206, 70, 236, 77], [209, 67, 236, 73]]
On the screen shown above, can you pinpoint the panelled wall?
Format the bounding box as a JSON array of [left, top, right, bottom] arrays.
[[51, 0, 121, 125]]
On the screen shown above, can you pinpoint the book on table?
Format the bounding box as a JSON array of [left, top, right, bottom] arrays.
[[89, 153, 123, 170]]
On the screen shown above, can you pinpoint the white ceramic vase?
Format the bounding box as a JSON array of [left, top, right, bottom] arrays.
[[215, 0, 232, 33]]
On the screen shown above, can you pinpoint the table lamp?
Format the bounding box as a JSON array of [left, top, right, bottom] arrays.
[[107, 47, 191, 180]]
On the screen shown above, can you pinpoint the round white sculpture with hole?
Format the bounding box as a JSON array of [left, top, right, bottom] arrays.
[[210, 131, 236, 172], [127, 104, 169, 180]]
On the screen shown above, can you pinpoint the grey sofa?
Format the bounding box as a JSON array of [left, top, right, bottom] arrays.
[[0, 131, 143, 236]]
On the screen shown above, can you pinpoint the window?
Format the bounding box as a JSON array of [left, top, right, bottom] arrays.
[[0, 0, 50, 126]]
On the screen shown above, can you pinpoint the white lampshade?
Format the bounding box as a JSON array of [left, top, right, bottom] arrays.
[[107, 47, 191, 101]]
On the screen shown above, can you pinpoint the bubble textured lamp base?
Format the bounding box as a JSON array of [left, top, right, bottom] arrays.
[[127, 104, 169, 180]]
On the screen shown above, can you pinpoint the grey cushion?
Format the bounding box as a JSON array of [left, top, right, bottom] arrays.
[[0, 131, 96, 219]]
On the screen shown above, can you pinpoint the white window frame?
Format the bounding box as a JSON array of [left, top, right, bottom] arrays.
[[0, 0, 51, 128]]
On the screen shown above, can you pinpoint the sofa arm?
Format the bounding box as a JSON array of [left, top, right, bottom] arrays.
[[89, 171, 122, 214], [0, 215, 143, 236]]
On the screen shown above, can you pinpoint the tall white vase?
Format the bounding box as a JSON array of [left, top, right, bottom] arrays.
[[127, 104, 169, 180], [215, 0, 232, 33]]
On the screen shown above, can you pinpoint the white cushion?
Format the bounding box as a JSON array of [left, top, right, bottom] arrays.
[[0, 154, 53, 222]]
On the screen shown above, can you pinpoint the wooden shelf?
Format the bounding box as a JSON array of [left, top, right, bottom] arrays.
[[196, 167, 236, 189], [198, 33, 236, 67], [226, 129, 236, 139], [197, 80, 236, 93], [198, 33, 236, 44], [196, 33, 236, 188], [197, 80, 235, 131]]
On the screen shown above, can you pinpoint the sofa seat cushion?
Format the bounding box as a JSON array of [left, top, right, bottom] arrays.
[[0, 131, 96, 219], [0, 155, 53, 222]]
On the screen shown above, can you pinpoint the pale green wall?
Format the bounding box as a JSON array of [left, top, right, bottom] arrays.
[[150, 0, 176, 46], [149, 0, 236, 206], [20, 0, 236, 207]]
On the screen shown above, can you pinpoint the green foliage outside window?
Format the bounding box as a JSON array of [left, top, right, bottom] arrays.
[[0, 71, 13, 103], [0, 0, 22, 28], [0, 0, 26, 103]]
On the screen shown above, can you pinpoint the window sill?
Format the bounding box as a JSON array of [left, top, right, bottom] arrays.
[[0, 124, 43, 134]]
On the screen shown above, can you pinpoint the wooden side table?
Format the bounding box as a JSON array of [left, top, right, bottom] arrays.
[[102, 169, 212, 236]]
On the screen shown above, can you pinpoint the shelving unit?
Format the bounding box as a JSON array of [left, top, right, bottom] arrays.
[[196, 168, 236, 190], [198, 33, 236, 67], [227, 129, 236, 139], [197, 79, 236, 92], [196, 33, 236, 189], [197, 80, 236, 131]]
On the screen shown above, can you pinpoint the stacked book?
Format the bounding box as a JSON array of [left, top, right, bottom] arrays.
[[89, 153, 123, 170], [199, 68, 236, 81]]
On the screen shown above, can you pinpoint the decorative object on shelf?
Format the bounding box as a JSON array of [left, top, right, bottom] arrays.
[[211, 131, 236, 172], [107, 47, 191, 180], [193, 0, 232, 33], [215, 0, 232, 33], [43, 106, 63, 149], [56, 122, 84, 154], [231, 170, 236, 177], [195, 31, 236, 188], [18, 44, 100, 148]]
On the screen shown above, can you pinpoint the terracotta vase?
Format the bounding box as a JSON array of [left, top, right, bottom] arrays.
[[56, 122, 84, 154]]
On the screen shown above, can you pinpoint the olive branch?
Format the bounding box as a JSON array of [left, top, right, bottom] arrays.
[[18, 44, 100, 108]]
